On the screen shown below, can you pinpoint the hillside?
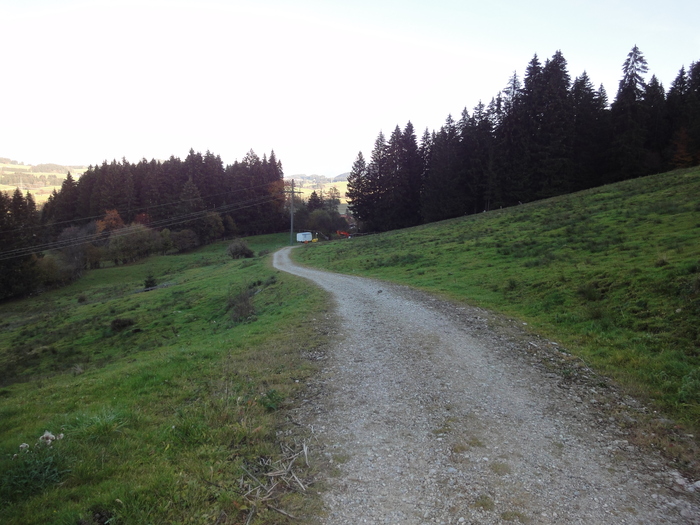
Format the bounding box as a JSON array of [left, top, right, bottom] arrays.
[[0, 234, 329, 523], [296, 167, 700, 435], [0, 159, 88, 205], [286, 173, 349, 214]]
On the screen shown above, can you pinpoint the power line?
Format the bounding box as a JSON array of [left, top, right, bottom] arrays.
[[0, 178, 282, 237], [0, 194, 283, 261]]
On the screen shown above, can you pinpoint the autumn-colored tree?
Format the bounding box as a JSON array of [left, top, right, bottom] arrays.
[[96, 209, 125, 233]]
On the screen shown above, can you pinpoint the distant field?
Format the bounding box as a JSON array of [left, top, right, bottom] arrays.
[[290, 178, 349, 214], [0, 162, 86, 205]]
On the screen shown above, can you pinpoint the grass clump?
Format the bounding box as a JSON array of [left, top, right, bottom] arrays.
[[473, 494, 495, 511], [1, 439, 70, 503]]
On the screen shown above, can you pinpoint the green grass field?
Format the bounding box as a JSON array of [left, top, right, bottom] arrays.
[[1, 161, 87, 205], [296, 168, 700, 434], [0, 234, 330, 524]]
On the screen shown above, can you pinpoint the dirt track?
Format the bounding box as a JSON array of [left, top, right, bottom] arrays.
[[273, 246, 700, 524]]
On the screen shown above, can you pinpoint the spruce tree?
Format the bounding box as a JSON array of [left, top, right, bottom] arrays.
[[398, 121, 423, 226], [307, 191, 324, 212], [642, 75, 669, 172], [537, 50, 574, 196], [611, 45, 650, 180], [421, 115, 463, 222], [571, 72, 609, 189], [346, 151, 372, 228]]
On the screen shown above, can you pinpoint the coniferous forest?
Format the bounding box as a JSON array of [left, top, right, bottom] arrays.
[[0, 149, 286, 300], [347, 46, 700, 231]]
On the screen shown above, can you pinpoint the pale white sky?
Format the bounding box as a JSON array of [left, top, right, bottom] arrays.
[[2, 0, 698, 177]]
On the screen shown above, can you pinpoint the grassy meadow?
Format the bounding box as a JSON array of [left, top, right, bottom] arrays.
[[290, 178, 349, 215], [0, 162, 87, 205], [296, 168, 700, 434], [0, 234, 330, 524]]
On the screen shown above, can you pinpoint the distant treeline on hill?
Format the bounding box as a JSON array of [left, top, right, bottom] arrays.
[[348, 46, 700, 232], [0, 148, 286, 300], [0, 173, 63, 187]]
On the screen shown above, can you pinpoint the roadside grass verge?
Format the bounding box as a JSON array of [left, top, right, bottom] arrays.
[[296, 168, 700, 448], [0, 233, 330, 524]]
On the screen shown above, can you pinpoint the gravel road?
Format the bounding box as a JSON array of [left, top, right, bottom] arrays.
[[273, 246, 700, 524]]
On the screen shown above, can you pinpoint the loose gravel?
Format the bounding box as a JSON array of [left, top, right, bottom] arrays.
[[273, 246, 700, 524]]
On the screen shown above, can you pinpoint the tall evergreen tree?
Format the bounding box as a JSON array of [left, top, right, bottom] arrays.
[[346, 151, 374, 228], [571, 72, 610, 189], [421, 115, 463, 222], [365, 131, 390, 230], [398, 121, 423, 226], [611, 45, 650, 180], [683, 61, 700, 165], [307, 191, 324, 212], [641, 75, 669, 172], [537, 50, 574, 196]]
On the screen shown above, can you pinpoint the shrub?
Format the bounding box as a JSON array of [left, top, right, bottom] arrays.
[[171, 229, 198, 253], [577, 282, 601, 301], [227, 287, 255, 322], [227, 239, 254, 259], [144, 273, 157, 289], [110, 318, 135, 332]]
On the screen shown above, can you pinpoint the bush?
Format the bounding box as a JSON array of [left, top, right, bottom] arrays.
[[228, 239, 254, 259], [171, 229, 199, 253], [111, 318, 135, 332], [144, 273, 157, 289], [227, 287, 256, 322]]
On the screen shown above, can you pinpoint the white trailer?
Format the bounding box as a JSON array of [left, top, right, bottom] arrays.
[[296, 232, 313, 243]]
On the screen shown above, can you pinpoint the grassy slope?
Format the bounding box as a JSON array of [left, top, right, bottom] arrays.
[[0, 234, 329, 524], [296, 168, 700, 431], [1, 162, 87, 205]]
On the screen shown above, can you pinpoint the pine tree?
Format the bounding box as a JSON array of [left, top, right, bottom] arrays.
[[619, 45, 649, 101], [346, 151, 372, 228], [178, 177, 205, 241], [421, 115, 463, 222], [611, 45, 650, 180], [571, 72, 610, 189], [641, 75, 669, 172], [307, 191, 324, 212], [365, 131, 390, 230], [398, 121, 423, 226], [688, 61, 700, 164], [537, 50, 574, 196]]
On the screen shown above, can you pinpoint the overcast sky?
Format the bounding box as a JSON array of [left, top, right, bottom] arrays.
[[2, 0, 699, 177]]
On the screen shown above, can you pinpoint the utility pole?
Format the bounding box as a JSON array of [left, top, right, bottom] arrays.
[[284, 179, 302, 245]]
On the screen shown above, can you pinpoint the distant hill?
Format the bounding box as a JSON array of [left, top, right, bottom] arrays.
[[0, 158, 88, 204], [288, 172, 348, 183]]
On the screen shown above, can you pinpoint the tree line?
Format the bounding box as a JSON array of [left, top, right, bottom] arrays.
[[0, 173, 63, 187], [0, 148, 286, 300], [347, 46, 700, 230]]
